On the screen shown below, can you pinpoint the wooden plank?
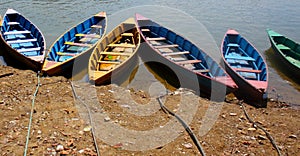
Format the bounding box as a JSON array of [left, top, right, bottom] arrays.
[[146, 37, 166, 41], [141, 28, 150, 32], [108, 43, 135, 48], [97, 60, 121, 64], [91, 25, 102, 28], [277, 44, 291, 50], [121, 33, 133, 37], [75, 33, 100, 38], [7, 22, 19, 25], [64, 42, 92, 47], [162, 51, 189, 56], [7, 38, 37, 44], [4, 30, 31, 35], [233, 68, 261, 73], [57, 52, 76, 56], [225, 55, 255, 61], [17, 47, 41, 53], [193, 69, 210, 73], [227, 43, 239, 47], [175, 59, 201, 65], [154, 44, 179, 49], [101, 52, 131, 56]]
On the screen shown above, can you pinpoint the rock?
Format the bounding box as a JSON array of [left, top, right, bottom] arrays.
[[56, 144, 64, 151], [0, 100, 4, 104], [83, 126, 92, 132], [258, 135, 267, 140], [60, 150, 70, 155], [104, 116, 111, 122], [248, 128, 256, 131], [230, 113, 237, 116], [182, 143, 193, 149], [288, 135, 297, 139]]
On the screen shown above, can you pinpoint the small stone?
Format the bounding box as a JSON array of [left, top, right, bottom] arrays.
[[104, 117, 111, 122], [37, 130, 42, 134], [288, 135, 297, 139], [182, 143, 193, 149], [78, 131, 84, 135], [78, 149, 85, 153], [248, 128, 256, 131], [258, 135, 267, 140], [56, 144, 64, 151], [229, 113, 237, 116], [83, 126, 92, 132], [60, 150, 70, 155], [0, 100, 4, 104]]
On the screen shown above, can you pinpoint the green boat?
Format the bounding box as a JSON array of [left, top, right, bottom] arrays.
[[266, 29, 300, 79]]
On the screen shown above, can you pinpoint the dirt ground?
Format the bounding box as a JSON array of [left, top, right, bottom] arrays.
[[0, 65, 299, 156]]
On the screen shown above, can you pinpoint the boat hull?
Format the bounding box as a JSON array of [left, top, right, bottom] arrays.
[[0, 8, 46, 71], [221, 29, 268, 107]]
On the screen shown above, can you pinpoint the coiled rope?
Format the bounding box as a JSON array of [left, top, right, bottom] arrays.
[[24, 72, 41, 156], [157, 95, 206, 156], [69, 81, 100, 156], [239, 101, 282, 156]]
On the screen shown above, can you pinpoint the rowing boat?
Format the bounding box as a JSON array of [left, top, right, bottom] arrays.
[[266, 29, 300, 79], [88, 18, 140, 85], [221, 29, 268, 107], [0, 8, 46, 71], [135, 14, 237, 99], [42, 11, 106, 77]]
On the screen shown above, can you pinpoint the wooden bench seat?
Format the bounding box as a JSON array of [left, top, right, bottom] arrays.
[[57, 52, 76, 56], [233, 68, 261, 73], [101, 52, 131, 56], [141, 29, 150, 32], [65, 42, 92, 47], [91, 25, 102, 28], [7, 22, 19, 25], [154, 44, 179, 49], [17, 47, 41, 53], [162, 51, 189, 56], [277, 44, 291, 50], [75, 34, 100, 38], [193, 69, 210, 73], [225, 55, 255, 61], [108, 43, 135, 48], [97, 60, 121, 64], [146, 37, 166, 41], [4, 30, 31, 35], [7, 38, 37, 44], [175, 59, 201, 65], [121, 33, 133, 37], [227, 43, 239, 47]]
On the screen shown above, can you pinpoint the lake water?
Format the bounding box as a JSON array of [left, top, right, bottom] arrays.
[[1, 0, 299, 106]]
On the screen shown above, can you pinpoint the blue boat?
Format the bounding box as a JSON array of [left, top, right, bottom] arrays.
[[0, 8, 46, 71], [42, 11, 106, 76], [221, 29, 268, 107], [135, 14, 237, 99]]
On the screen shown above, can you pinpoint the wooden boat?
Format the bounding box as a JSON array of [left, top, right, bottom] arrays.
[[221, 29, 268, 107], [266, 29, 300, 79], [0, 8, 46, 71], [42, 11, 106, 76], [88, 18, 140, 85], [135, 14, 237, 99]]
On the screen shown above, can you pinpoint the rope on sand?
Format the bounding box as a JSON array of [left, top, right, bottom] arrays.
[[239, 100, 282, 156], [24, 72, 41, 156], [157, 95, 206, 156], [69, 81, 100, 156]]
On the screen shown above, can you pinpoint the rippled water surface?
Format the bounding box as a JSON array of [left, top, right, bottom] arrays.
[[1, 0, 299, 106]]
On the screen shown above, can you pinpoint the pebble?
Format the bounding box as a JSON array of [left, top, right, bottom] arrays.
[[0, 100, 4, 104], [104, 116, 111, 122], [248, 128, 256, 131], [83, 126, 92, 132], [229, 113, 237, 116], [288, 135, 297, 139], [182, 143, 193, 149], [56, 144, 64, 151], [257, 135, 267, 140]]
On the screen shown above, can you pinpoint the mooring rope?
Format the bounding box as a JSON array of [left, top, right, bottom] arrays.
[[69, 81, 100, 156], [239, 101, 282, 156], [157, 95, 206, 156], [24, 72, 41, 156]]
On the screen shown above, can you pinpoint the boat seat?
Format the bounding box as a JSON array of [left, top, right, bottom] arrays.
[[162, 51, 189, 56], [277, 44, 290, 50], [17, 47, 41, 53], [57, 52, 77, 56], [7, 22, 19, 25], [64, 42, 92, 47], [121, 33, 134, 37], [154, 44, 179, 49], [176, 59, 201, 65], [141, 29, 150, 32], [75, 33, 100, 38], [7, 38, 37, 44], [233, 68, 261, 73], [91, 25, 102, 28], [193, 69, 210, 73], [108, 43, 135, 48], [101, 52, 131, 56], [97, 60, 121, 64], [4, 30, 31, 35], [227, 43, 239, 47], [225, 55, 255, 61], [146, 37, 166, 41]]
